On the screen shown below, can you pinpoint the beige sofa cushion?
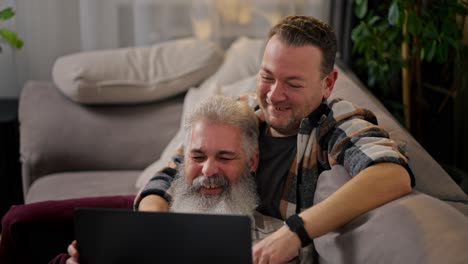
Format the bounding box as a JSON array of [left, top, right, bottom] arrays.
[[52, 38, 224, 104], [26, 171, 140, 203]]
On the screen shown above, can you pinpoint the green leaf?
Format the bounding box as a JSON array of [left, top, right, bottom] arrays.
[[420, 47, 425, 60], [351, 24, 363, 42], [422, 23, 438, 39], [0, 28, 24, 49], [427, 41, 437, 62], [406, 11, 421, 36], [388, 1, 400, 26], [0, 7, 15, 20], [369, 16, 381, 26], [447, 37, 459, 49], [438, 41, 448, 63], [354, 0, 368, 19]]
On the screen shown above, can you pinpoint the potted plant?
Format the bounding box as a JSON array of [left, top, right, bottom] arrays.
[[351, 0, 467, 130], [0, 6, 23, 53]]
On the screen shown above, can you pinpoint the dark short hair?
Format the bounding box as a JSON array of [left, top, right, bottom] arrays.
[[268, 15, 337, 77]]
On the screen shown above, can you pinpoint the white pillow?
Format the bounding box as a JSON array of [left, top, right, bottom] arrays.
[[206, 36, 264, 87], [221, 74, 257, 97], [52, 38, 224, 104], [135, 37, 265, 189]]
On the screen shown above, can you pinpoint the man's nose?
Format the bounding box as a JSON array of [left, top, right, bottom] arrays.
[[201, 158, 219, 177], [267, 81, 286, 103]]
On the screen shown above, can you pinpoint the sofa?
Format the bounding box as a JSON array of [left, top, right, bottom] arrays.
[[18, 37, 468, 263]]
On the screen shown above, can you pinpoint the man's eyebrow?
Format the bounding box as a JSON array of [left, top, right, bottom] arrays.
[[217, 150, 238, 157], [260, 66, 305, 82], [190, 149, 205, 154], [260, 66, 272, 75]]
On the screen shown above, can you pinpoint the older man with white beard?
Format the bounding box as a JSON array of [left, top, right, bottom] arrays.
[[169, 95, 260, 217], [66, 96, 312, 264]]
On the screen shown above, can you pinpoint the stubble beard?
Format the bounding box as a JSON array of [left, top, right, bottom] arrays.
[[259, 98, 301, 136]]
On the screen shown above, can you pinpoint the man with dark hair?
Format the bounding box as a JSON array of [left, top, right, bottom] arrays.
[[136, 16, 414, 263]]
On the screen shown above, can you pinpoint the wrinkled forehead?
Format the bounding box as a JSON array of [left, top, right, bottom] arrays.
[[188, 120, 244, 155]]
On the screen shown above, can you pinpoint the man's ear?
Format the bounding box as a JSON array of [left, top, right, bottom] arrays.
[[249, 151, 259, 172], [322, 68, 338, 99]]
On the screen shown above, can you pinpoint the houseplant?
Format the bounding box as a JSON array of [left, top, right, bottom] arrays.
[[351, 0, 468, 188], [0, 6, 23, 53], [351, 0, 467, 130]]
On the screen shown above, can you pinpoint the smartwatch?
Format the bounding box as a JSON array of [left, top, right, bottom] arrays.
[[285, 214, 312, 247]]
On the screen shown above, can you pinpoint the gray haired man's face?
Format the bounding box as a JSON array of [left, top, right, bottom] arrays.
[[170, 120, 258, 216]]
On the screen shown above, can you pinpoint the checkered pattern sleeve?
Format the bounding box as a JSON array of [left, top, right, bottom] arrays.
[[133, 147, 184, 210], [325, 99, 410, 178]]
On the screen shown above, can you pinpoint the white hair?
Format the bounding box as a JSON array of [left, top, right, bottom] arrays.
[[183, 95, 259, 161]]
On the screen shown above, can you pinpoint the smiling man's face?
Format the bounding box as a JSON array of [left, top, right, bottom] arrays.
[[257, 35, 335, 137], [184, 119, 252, 194], [170, 119, 258, 215]]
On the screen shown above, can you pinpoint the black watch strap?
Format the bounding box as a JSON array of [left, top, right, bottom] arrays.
[[285, 214, 312, 247]]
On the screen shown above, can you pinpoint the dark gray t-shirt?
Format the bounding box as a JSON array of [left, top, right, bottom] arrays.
[[256, 124, 297, 219]]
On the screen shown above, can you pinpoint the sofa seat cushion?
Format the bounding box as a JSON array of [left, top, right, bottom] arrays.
[[52, 38, 223, 104], [25, 171, 140, 204]]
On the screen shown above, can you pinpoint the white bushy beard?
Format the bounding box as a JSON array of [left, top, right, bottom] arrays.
[[170, 168, 258, 218]]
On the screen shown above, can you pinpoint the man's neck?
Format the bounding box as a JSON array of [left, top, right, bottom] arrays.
[[267, 127, 298, 138]]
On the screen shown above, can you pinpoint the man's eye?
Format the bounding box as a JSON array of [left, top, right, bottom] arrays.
[[261, 75, 274, 82], [191, 156, 205, 162], [288, 83, 302, 89], [218, 157, 234, 162]]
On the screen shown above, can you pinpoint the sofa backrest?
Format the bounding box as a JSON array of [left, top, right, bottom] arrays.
[[19, 81, 184, 195], [331, 63, 468, 204]]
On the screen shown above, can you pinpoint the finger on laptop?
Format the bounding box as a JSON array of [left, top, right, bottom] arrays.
[[66, 240, 80, 263]]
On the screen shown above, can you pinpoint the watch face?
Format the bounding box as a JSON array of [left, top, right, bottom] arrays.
[[287, 215, 303, 230], [286, 215, 311, 247]]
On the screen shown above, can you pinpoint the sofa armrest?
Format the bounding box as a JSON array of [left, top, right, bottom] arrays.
[[314, 165, 468, 264], [19, 81, 183, 196]]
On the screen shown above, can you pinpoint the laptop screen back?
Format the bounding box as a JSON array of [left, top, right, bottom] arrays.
[[74, 208, 252, 264]]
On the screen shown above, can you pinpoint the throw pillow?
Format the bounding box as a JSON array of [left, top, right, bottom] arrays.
[[52, 38, 224, 104]]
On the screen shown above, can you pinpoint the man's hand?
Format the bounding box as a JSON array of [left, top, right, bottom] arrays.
[[252, 225, 301, 264], [65, 240, 79, 264], [138, 194, 170, 212]]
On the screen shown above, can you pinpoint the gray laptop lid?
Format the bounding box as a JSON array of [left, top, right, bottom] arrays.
[[74, 208, 252, 264]]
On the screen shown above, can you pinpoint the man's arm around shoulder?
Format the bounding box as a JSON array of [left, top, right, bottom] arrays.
[[253, 162, 411, 264]]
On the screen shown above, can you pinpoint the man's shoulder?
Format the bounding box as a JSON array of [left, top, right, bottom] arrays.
[[324, 98, 377, 125]]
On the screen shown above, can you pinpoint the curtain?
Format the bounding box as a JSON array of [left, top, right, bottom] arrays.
[[2, 0, 330, 97]]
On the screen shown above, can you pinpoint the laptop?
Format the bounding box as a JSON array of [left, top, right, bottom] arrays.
[[74, 208, 252, 264]]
